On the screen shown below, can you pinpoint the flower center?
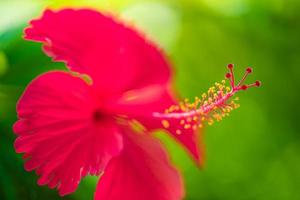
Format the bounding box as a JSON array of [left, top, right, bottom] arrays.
[[93, 110, 105, 122]]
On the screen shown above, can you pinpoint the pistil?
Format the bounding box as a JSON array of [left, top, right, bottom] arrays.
[[153, 64, 261, 131]]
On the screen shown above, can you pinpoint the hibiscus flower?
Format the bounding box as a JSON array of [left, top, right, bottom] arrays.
[[13, 8, 260, 200]]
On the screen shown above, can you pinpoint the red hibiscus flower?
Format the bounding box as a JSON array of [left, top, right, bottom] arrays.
[[13, 8, 260, 200], [13, 8, 189, 199]]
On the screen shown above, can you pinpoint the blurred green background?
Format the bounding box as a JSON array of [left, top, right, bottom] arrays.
[[1, 0, 300, 199]]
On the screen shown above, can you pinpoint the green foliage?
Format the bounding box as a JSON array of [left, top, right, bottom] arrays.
[[1, 0, 299, 199]]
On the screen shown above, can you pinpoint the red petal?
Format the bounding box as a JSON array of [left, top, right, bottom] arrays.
[[24, 9, 171, 94], [13, 71, 123, 196], [95, 129, 184, 200], [106, 85, 203, 164]]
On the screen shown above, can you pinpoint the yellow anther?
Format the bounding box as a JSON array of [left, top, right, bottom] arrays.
[[208, 120, 214, 125], [187, 117, 192, 122], [193, 116, 198, 121], [176, 130, 182, 135], [218, 85, 224, 91], [193, 101, 199, 108], [180, 119, 185, 125], [198, 124, 203, 128], [213, 114, 222, 121], [173, 105, 179, 111], [188, 103, 194, 109], [161, 120, 170, 128], [180, 105, 186, 111], [184, 124, 191, 129]]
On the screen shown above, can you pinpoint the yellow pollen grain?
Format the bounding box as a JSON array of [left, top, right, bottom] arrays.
[[208, 121, 214, 125], [190, 103, 196, 109], [184, 124, 191, 129], [180, 119, 185, 125], [161, 120, 170, 128], [180, 104, 186, 111], [213, 114, 222, 121], [198, 124, 203, 128], [193, 116, 198, 121]]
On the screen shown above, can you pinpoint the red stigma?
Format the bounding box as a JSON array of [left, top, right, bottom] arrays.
[[255, 81, 261, 87], [225, 73, 232, 79], [227, 63, 234, 69], [246, 67, 253, 73]]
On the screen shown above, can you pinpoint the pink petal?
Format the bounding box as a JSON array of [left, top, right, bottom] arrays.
[[95, 129, 184, 200], [106, 85, 203, 164], [24, 9, 171, 94], [13, 71, 123, 196]]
